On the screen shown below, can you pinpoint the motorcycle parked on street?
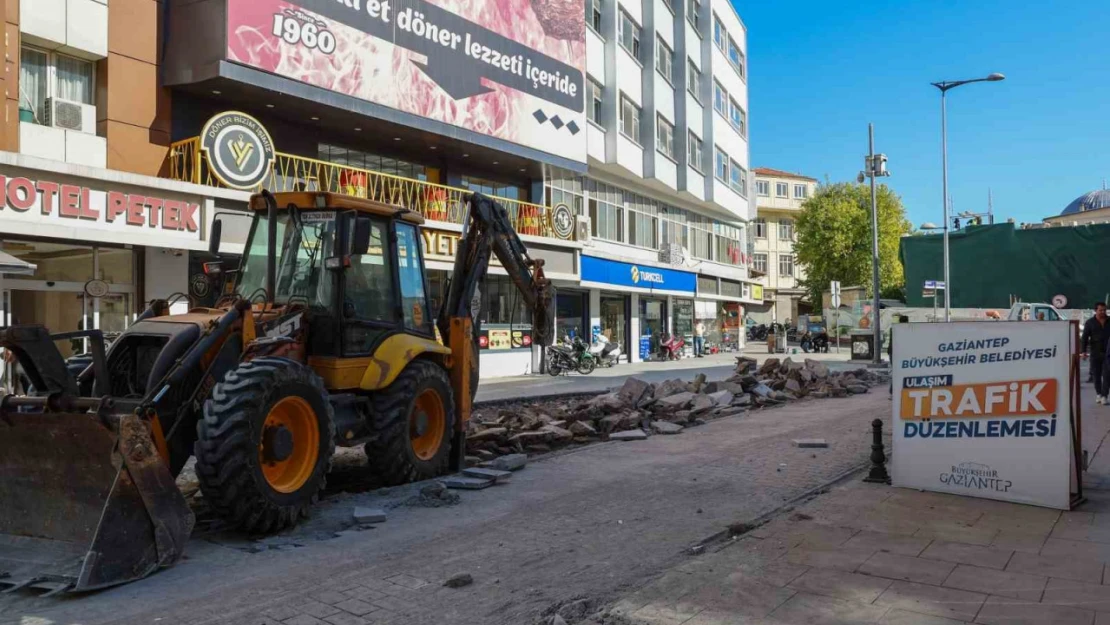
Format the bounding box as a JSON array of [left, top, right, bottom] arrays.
[[658, 332, 685, 361], [547, 333, 596, 375], [589, 333, 622, 367]]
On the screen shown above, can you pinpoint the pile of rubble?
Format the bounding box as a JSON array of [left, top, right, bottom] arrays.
[[467, 357, 886, 461]]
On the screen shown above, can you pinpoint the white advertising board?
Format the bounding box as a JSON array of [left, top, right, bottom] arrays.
[[892, 321, 1073, 509]]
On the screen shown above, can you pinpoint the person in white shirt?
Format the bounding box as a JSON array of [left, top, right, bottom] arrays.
[[694, 321, 706, 358]]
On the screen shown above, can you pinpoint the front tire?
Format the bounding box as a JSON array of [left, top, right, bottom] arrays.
[[195, 357, 335, 534], [364, 360, 455, 485], [577, 357, 596, 375]]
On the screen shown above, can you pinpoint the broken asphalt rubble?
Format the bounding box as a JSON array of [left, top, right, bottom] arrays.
[[466, 357, 888, 461]]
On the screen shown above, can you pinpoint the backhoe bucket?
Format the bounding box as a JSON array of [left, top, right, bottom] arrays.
[[0, 407, 193, 594]]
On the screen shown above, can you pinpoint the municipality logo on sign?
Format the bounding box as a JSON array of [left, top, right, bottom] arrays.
[[201, 111, 276, 190], [630, 265, 663, 285]]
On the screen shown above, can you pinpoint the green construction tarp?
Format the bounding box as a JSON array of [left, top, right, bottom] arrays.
[[900, 222, 1110, 308]]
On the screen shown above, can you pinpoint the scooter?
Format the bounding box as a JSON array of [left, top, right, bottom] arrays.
[[658, 333, 685, 361], [547, 334, 596, 375], [589, 334, 622, 367]]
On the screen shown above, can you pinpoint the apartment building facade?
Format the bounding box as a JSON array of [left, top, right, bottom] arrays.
[[1, 0, 758, 378], [750, 167, 817, 324], [579, 0, 760, 359]]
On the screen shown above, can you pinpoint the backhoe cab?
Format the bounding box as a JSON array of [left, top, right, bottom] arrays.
[[0, 190, 553, 594]]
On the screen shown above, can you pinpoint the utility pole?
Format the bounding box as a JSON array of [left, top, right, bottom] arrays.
[[859, 124, 889, 365]]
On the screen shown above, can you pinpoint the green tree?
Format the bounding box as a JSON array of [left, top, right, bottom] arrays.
[[793, 182, 912, 306]]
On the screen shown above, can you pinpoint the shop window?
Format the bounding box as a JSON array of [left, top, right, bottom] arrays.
[[396, 223, 430, 334], [698, 275, 718, 295], [480, 275, 532, 326], [628, 209, 658, 248], [461, 175, 527, 202], [721, 279, 741, 298], [556, 291, 587, 341], [673, 298, 694, 339], [19, 47, 94, 125], [318, 144, 429, 181], [600, 296, 627, 357]]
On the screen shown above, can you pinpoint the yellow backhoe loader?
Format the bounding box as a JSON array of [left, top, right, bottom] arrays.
[[0, 190, 553, 594]]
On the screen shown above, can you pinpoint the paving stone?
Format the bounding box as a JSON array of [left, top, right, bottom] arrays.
[[874, 580, 986, 622], [461, 467, 512, 483], [323, 614, 368, 625], [788, 567, 893, 603], [878, 609, 970, 625], [650, 421, 684, 435], [975, 595, 1095, 625], [769, 591, 888, 625], [609, 429, 648, 441], [788, 524, 858, 549], [990, 530, 1049, 555], [284, 616, 328, 625], [913, 525, 998, 547], [295, 600, 341, 619], [784, 545, 877, 572], [352, 508, 387, 524], [1097, 611, 1110, 625], [342, 586, 386, 603], [263, 606, 301, 621], [487, 453, 527, 471], [1006, 551, 1105, 583], [674, 576, 796, 619], [792, 439, 829, 448], [309, 591, 350, 605], [858, 551, 956, 585], [844, 530, 932, 556], [332, 599, 377, 617], [920, 541, 1014, 570], [383, 574, 428, 589], [630, 600, 702, 624], [942, 564, 1046, 601], [1040, 537, 1110, 564], [729, 560, 809, 588], [442, 476, 493, 490], [1041, 578, 1110, 613]]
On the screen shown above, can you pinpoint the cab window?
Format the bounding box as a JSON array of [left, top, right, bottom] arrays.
[[343, 217, 397, 354], [396, 222, 432, 335]]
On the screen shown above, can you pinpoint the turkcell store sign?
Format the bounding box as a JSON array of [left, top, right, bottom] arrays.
[[227, 0, 586, 163], [892, 322, 1074, 509], [581, 255, 696, 293]]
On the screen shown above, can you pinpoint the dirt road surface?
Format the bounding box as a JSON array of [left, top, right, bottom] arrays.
[[1, 391, 890, 625]]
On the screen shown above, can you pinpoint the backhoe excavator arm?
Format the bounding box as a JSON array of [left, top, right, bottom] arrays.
[[436, 192, 555, 469]]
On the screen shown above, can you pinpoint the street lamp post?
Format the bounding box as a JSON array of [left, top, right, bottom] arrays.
[[859, 123, 889, 365], [931, 73, 1005, 321]]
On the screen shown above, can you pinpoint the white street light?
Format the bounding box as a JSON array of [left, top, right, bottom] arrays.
[[931, 73, 1005, 321]]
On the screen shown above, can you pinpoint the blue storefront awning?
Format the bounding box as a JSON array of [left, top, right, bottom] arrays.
[[581, 255, 696, 294]]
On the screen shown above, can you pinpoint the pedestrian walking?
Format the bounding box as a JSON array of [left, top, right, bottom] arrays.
[[694, 321, 706, 358], [1081, 302, 1110, 404]]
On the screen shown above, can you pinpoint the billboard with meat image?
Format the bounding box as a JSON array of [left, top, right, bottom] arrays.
[[227, 0, 586, 163]]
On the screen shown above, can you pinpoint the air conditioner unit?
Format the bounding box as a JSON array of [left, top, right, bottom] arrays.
[[576, 215, 591, 244], [44, 97, 96, 134]]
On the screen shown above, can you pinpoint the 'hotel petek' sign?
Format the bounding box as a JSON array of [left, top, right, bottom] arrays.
[[0, 173, 202, 241]]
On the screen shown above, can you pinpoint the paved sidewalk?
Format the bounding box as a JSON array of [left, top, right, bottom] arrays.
[[609, 480, 1110, 625]]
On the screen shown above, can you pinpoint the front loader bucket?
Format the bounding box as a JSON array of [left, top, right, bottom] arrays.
[[0, 408, 193, 594]]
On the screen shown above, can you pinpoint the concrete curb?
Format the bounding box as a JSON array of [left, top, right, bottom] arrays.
[[687, 460, 873, 554]]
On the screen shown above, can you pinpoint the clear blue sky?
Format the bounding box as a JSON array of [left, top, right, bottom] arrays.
[[737, 0, 1108, 228]]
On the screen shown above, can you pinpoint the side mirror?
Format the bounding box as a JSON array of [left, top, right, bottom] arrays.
[[208, 218, 222, 256], [352, 218, 371, 256]]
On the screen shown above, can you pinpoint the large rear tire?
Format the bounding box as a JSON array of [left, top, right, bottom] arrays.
[[364, 360, 455, 485], [195, 357, 335, 534]]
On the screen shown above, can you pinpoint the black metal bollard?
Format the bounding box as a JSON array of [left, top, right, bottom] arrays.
[[863, 418, 890, 484]]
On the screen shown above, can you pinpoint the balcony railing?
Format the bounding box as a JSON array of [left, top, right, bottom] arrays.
[[168, 137, 566, 240]]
